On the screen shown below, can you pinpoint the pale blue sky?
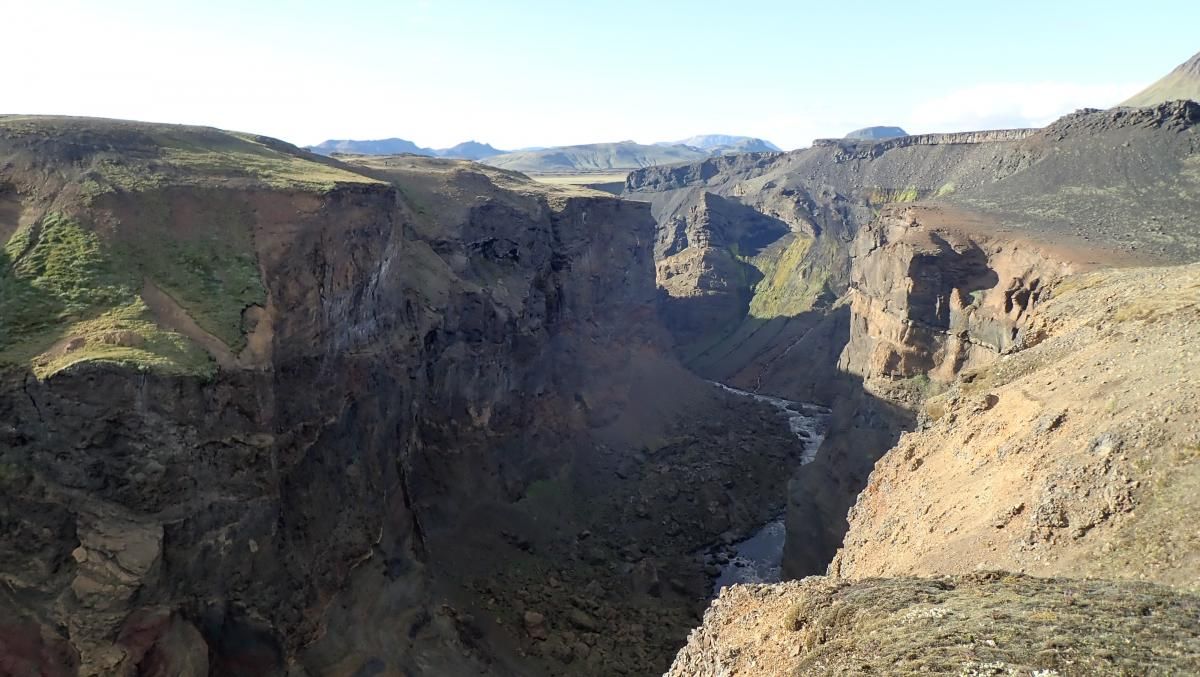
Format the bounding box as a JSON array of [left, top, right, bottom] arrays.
[[5, 0, 1198, 150]]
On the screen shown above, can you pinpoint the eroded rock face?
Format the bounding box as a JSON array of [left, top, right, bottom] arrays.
[[625, 102, 1199, 392], [838, 204, 1075, 387], [653, 104, 1200, 677], [831, 264, 1200, 589]]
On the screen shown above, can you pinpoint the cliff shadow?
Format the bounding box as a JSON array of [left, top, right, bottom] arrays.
[[782, 369, 914, 579], [656, 264, 762, 358], [659, 299, 914, 581], [908, 234, 999, 331], [705, 193, 793, 258]]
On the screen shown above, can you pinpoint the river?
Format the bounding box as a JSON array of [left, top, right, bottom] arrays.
[[706, 382, 831, 593]]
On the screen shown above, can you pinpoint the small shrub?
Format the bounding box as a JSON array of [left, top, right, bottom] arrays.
[[782, 604, 804, 631]]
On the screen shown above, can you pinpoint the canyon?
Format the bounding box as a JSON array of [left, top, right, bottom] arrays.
[[0, 94, 1198, 677], [624, 99, 1200, 673]]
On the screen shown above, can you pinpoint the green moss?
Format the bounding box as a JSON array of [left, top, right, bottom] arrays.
[[115, 198, 266, 351], [748, 235, 813, 318], [890, 373, 948, 401], [746, 233, 843, 319], [1, 213, 215, 377], [868, 186, 922, 204], [23, 302, 213, 378], [523, 477, 570, 503], [1, 213, 135, 342], [517, 472, 587, 523]]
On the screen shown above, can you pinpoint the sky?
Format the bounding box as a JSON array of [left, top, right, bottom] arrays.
[[4, 0, 1198, 151]]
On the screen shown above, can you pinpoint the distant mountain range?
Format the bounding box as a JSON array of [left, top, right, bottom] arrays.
[[308, 134, 782, 173], [1122, 50, 1200, 107], [308, 138, 505, 160], [482, 142, 709, 173], [484, 136, 781, 174], [658, 135, 782, 153]]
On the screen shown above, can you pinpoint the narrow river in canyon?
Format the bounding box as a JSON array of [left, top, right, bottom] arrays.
[[706, 382, 831, 593]]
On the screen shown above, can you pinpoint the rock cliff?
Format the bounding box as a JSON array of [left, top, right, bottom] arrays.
[[669, 264, 1200, 675], [627, 102, 1200, 585], [838, 204, 1080, 387]]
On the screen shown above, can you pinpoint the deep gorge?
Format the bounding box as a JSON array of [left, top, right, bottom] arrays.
[[3, 101, 1200, 676]]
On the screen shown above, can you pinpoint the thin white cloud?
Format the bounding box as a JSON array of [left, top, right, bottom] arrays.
[[903, 81, 1143, 134]]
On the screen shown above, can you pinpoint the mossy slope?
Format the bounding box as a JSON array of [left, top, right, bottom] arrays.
[[1, 213, 212, 376], [0, 116, 391, 376]]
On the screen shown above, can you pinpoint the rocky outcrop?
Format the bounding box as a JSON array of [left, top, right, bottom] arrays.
[[813, 127, 1037, 152], [778, 204, 1081, 580], [667, 573, 1200, 676]]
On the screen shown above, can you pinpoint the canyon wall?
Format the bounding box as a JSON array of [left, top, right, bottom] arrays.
[[831, 263, 1200, 590], [0, 153, 661, 675], [838, 204, 1076, 386], [811, 127, 1038, 152]]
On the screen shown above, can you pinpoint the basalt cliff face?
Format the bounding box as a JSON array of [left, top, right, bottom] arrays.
[[0, 117, 647, 675], [839, 204, 1077, 386], [0, 118, 806, 676]]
